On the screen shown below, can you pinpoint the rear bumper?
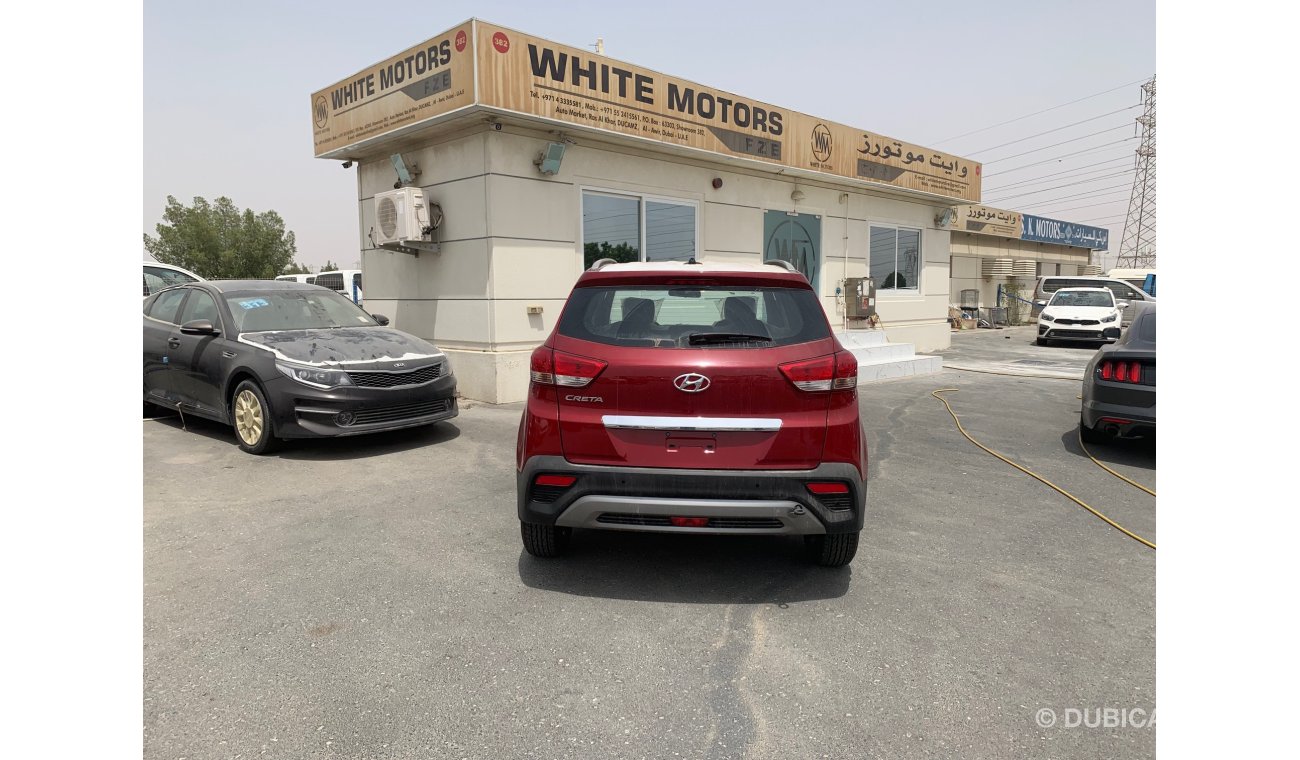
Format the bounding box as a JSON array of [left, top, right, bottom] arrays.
[[1082, 397, 1156, 438], [517, 456, 865, 535]]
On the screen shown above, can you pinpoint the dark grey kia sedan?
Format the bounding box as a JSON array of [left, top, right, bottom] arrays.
[[143, 280, 457, 454]]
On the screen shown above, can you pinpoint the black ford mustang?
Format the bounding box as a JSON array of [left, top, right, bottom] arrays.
[[143, 280, 457, 454], [1080, 303, 1155, 443]]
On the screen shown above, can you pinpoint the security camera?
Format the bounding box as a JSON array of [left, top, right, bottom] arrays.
[[493, 122, 503, 131], [342, 160, 353, 169], [393, 180, 402, 190]]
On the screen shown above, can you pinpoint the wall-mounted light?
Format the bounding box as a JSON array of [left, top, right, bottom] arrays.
[[791, 189, 806, 202], [712, 177, 723, 189], [535, 141, 567, 175]]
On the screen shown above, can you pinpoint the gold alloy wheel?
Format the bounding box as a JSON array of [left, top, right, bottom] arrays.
[[234, 389, 264, 445]]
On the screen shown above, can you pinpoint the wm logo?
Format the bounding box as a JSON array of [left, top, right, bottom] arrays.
[[313, 96, 329, 128], [811, 123, 832, 162]]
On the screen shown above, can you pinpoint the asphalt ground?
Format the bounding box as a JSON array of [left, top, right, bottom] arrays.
[[144, 327, 1155, 759]]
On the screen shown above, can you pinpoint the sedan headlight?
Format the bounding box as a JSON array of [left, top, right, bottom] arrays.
[[1101, 312, 1118, 323], [276, 361, 353, 389], [1040, 313, 1056, 322]]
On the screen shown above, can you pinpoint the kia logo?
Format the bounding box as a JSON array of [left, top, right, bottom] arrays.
[[673, 373, 711, 393]]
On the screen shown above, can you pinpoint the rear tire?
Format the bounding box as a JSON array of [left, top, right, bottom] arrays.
[[1079, 417, 1108, 445], [805, 531, 859, 567], [232, 380, 281, 455], [521, 522, 571, 558]]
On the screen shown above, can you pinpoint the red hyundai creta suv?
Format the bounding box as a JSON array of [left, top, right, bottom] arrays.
[[515, 259, 867, 566]]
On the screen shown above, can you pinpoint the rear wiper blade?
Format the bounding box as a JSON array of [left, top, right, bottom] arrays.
[[687, 332, 772, 345]]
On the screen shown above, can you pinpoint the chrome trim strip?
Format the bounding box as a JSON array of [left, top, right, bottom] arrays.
[[601, 415, 782, 432], [555, 495, 822, 535]]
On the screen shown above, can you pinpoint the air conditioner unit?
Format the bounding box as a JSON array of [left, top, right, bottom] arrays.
[[374, 187, 430, 246]]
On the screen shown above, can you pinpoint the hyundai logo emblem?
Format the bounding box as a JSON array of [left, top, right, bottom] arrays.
[[673, 373, 711, 393]]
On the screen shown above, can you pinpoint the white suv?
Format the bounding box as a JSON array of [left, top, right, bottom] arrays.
[[143, 262, 204, 297], [1036, 287, 1124, 346]]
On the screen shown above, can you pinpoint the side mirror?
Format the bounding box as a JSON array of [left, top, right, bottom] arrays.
[[180, 319, 220, 336], [1115, 300, 1130, 309], [371, 313, 391, 326]]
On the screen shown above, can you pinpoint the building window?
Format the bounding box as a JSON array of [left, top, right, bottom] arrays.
[[583, 191, 697, 268], [869, 225, 921, 292]]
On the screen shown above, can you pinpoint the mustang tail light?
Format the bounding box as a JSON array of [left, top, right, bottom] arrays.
[[1098, 360, 1143, 384]]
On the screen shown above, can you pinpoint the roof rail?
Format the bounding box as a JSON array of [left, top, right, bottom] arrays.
[[763, 259, 798, 272], [587, 258, 618, 271]]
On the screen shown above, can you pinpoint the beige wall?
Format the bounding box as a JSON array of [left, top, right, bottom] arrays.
[[948, 232, 1093, 312], [358, 123, 959, 401]]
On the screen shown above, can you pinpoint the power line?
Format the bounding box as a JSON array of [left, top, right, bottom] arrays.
[[933, 76, 1152, 145], [983, 156, 1133, 192], [1011, 182, 1133, 209], [985, 170, 1135, 205], [1075, 213, 1129, 224], [982, 123, 1135, 164], [1023, 196, 1132, 215], [982, 138, 1138, 177], [965, 105, 1140, 156]]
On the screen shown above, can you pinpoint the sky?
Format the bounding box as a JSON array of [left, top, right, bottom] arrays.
[[144, 0, 1155, 271]]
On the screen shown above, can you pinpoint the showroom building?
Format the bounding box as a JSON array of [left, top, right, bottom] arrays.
[[942, 205, 1109, 315], [309, 20, 1094, 403]]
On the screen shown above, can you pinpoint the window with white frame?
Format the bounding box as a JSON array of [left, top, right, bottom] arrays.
[[869, 225, 921, 293], [582, 190, 697, 268]]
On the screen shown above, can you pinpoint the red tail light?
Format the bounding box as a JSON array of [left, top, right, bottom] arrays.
[[530, 347, 607, 388], [780, 355, 835, 391], [780, 353, 856, 392], [534, 474, 576, 487], [1098, 360, 1144, 384], [529, 346, 554, 384], [669, 517, 709, 528], [833, 352, 858, 389], [806, 482, 850, 495]]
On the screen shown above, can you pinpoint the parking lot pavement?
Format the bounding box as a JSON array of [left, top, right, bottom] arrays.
[[145, 349, 1155, 759], [934, 325, 1103, 379]]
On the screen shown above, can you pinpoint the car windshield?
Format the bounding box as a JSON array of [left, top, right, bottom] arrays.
[[224, 289, 378, 332], [1049, 291, 1113, 308]]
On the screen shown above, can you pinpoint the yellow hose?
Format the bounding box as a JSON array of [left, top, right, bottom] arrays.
[[1077, 429, 1156, 497], [931, 389, 1156, 550]]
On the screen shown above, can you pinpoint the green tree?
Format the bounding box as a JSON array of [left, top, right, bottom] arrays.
[[583, 241, 639, 269], [143, 196, 297, 279], [320, 259, 342, 273], [282, 261, 313, 275]]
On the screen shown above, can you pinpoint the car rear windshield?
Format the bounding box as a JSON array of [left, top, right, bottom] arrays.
[[224, 290, 377, 333], [1049, 290, 1113, 308], [557, 285, 831, 348]]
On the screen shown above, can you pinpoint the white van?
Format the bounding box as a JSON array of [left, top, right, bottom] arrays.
[[1106, 268, 1156, 290], [315, 270, 363, 305], [1031, 275, 1154, 325], [275, 274, 317, 284]]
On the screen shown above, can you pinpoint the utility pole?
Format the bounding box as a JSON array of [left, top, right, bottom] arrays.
[[1117, 77, 1156, 268]]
